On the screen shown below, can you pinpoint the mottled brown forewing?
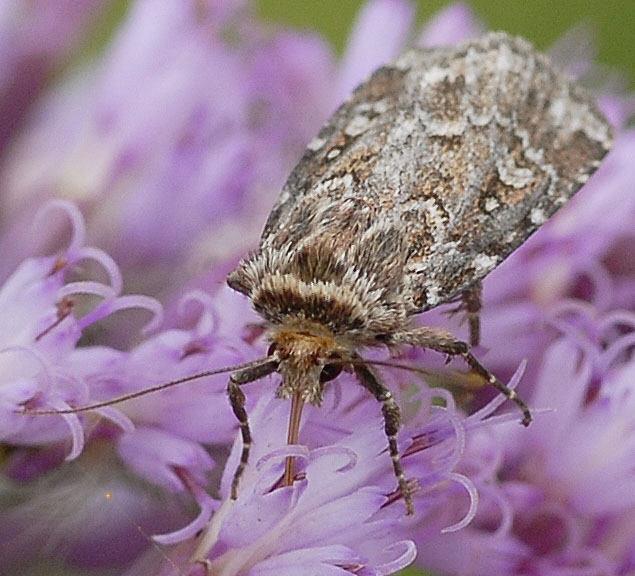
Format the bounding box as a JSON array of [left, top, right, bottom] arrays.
[[255, 32, 611, 314]]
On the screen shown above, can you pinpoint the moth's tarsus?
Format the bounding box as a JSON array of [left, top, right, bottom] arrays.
[[353, 360, 415, 515], [462, 351, 532, 427], [226, 357, 278, 500]]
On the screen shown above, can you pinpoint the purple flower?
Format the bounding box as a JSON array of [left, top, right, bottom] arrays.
[[137, 393, 420, 576], [1, 201, 160, 456], [0, 0, 108, 152], [0, 1, 633, 575], [505, 315, 635, 575]]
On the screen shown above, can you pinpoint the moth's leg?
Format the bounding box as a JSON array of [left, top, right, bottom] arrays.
[[388, 327, 531, 426], [227, 358, 279, 499], [462, 281, 482, 347], [445, 281, 482, 346], [353, 361, 415, 515]]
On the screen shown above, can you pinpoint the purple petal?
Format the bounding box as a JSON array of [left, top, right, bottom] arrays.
[[335, 0, 415, 104], [417, 3, 483, 48], [117, 426, 214, 492]]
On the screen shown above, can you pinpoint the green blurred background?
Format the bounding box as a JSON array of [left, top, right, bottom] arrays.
[[257, 0, 634, 90], [256, 2, 632, 575]]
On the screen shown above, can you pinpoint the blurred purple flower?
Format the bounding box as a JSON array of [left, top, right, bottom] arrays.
[[0, 0, 108, 152], [333, 0, 415, 103], [0, 1, 633, 576], [502, 310, 635, 575], [417, 2, 484, 48]]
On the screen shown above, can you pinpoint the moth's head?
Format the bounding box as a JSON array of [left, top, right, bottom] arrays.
[[268, 323, 351, 406]]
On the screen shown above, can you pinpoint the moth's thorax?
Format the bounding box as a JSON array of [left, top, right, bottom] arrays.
[[269, 323, 350, 405], [227, 244, 410, 343]]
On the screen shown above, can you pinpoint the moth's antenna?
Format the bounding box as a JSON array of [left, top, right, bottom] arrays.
[[22, 356, 273, 415]]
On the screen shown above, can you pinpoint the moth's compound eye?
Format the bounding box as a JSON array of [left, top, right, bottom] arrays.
[[319, 363, 342, 383], [267, 342, 277, 356]]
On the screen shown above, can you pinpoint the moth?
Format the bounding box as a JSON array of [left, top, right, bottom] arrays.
[[38, 32, 612, 516], [223, 32, 611, 514]]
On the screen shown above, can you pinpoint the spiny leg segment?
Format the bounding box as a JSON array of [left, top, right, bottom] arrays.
[[353, 361, 415, 515], [461, 282, 482, 347], [446, 282, 482, 347], [389, 326, 532, 426], [227, 357, 278, 499]]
